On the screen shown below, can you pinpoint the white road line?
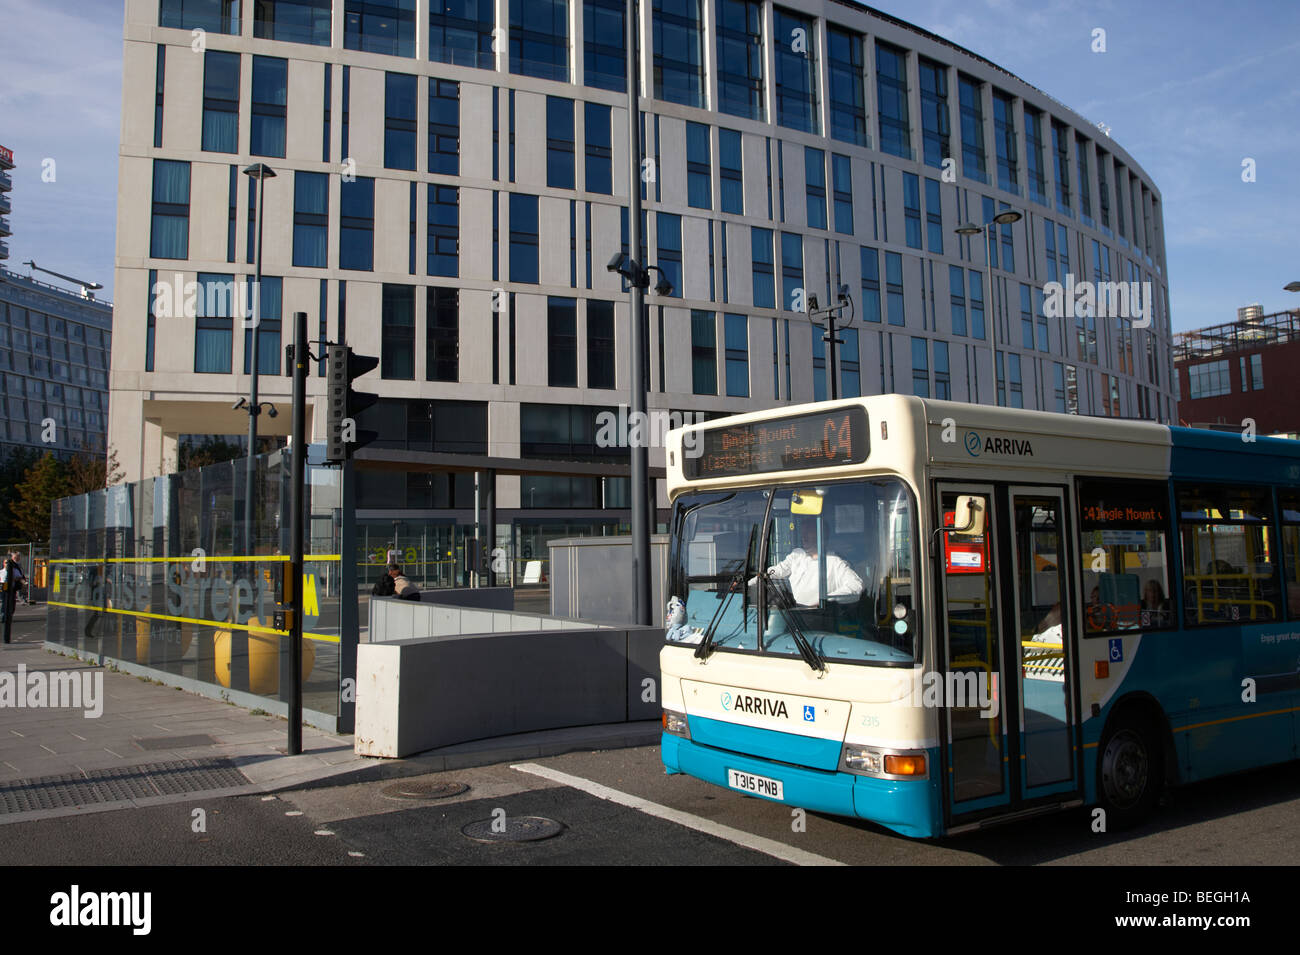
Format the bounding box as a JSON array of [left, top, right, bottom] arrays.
[[511, 762, 845, 867]]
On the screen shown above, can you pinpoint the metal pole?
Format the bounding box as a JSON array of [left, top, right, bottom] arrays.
[[627, 0, 651, 626], [287, 310, 307, 755], [985, 227, 997, 406], [485, 469, 497, 588], [827, 314, 839, 402], [245, 174, 265, 554]]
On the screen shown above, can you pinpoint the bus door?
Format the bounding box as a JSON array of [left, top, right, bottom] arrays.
[[1007, 488, 1078, 801]]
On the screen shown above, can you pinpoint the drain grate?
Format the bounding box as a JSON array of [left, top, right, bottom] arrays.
[[462, 815, 565, 843], [0, 758, 250, 814], [134, 735, 219, 751], [381, 780, 470, 800]]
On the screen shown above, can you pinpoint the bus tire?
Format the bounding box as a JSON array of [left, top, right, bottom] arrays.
[[1097, 715, 1163, 829]]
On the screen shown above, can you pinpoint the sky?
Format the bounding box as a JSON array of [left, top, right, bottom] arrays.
[[0, 0, 1296, 332]]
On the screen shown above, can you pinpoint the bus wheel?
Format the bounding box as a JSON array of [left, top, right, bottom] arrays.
[[1098, 717, 1162, 828]]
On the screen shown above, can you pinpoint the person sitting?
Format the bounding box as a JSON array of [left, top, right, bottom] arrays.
[[1032, 602, 1063, 644], [372, 564, 396, 597], [1142, 578, 1171, 626], [759, 520, 864, 607], [390, 565, 422, 601]]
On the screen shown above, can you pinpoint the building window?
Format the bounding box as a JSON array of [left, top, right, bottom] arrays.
[[382, 72, 417, 170], [150, 159, 190, 260], [657, 212, 682, 298], [861, 246, 881, 323], [925, 177, 943, 253], [510, 0, 569, 82], [840, 327, 861, 396], [812, 323, 827, 400], [201, 50, 239, 153], [428, 79, 460, 175], [243, 275, 283, 376], [427, 184, 459, 278], [226, 165, 238, 263], [917, 57, 950, 170], [160, 0, 238, 34], [1052, 120, 1073, 215], [153, 46, 165, 148], [584, 0, 626, 92], [653, 0, 705, 108], [1187, 360, 1230, 399], [958, 74, 987, 184], [245, 56, 287, 159], [509, 193, 539, 284], [934, 340, 951, 399], [993, 89, 1018, 194], [293, 170, 328, 268], [716, 0, 764, 120], [1052, 362, 1066, 412], [146, 269, 157, 372], [805, 147, 827, 230], [911, 337, 929, 397], [1024, 107, 1047, 206], [585, 103, 612, 194], [719, 129, 744, 214], [1020, 283, 1034, 349], [426, 286, 459, 382], [255, 0, 331, 45], [345, 0, 415, 57], [781, 232, 803, 312], [832, 154, 853, 235], [752, 227, 775, 308], [876, 42, 912, 160], [827, 26, 866, 147], [687, 122, 712, 209], [546, 97, 576, 189], [948, 265, 966, 336], [691, 310, 717, 395], [430, 0, 494, 68], [194, 273, 235, 374], [547, 297, 578, 387], [1250, 353, 1263, 390], [1076, 134, 1093, 225], [903, 173, 922, 250], [1097, 149, 1111, 233], [967, 269, 984, 339], [1035, 287, 1049, 352], [339, 177, 374, 271], [587, 300, 616, 389], [381, 284, 415, 379], [724, 313, 748, 397], [774, 6, 818, 132]]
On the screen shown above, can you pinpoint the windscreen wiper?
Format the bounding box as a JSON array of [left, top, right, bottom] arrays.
[[695, 525, 757, 662], [761, 574, 827, 673]]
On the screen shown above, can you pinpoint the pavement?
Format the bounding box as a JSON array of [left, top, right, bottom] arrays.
[[0, 603, 660, 827]]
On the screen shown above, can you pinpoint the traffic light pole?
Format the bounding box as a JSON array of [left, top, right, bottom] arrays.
[[287, 310, 307, 755]]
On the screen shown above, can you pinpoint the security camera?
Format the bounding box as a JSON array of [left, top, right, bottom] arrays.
[[654, 275, 674, 297], [267, 405, 278, 419]]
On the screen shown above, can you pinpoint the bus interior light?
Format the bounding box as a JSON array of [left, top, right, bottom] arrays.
[[884, 754, 927, 776]]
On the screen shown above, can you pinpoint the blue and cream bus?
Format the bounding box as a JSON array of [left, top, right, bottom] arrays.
[[659, 396, 1300, 837]]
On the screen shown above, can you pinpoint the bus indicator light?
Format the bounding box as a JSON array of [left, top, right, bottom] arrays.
[[884, 754, 926, 776], [1095, 660, 1110, 678]]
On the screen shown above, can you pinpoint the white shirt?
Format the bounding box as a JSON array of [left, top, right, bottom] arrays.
[[763, 548, 865, 607]]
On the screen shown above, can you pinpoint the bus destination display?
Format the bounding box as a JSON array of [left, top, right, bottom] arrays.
[[685, 407, 869, 479]]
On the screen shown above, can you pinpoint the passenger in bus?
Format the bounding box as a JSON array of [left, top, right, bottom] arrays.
[[1142, 579, 1171, 625], [759, 520, 865, 607], [1033, 603, 1063, 644]]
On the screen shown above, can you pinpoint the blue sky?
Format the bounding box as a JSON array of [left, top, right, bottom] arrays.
[[0, 0, 1296, 331]]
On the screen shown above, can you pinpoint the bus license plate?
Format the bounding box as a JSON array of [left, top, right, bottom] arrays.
[[727, 768, 784, 800]]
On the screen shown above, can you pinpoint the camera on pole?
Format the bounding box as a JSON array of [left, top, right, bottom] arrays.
[[325, 344, 379, 463]]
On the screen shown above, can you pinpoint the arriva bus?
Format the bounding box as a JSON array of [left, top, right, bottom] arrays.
[[659, 395, 1300, 837]]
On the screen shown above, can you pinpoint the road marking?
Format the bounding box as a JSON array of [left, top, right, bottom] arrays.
[[348, 851, 365, 858], [314, 829, 334, 836], [285, 810, 303, 816], [511, 763, 845, 867], [70, 733, 87, 741]]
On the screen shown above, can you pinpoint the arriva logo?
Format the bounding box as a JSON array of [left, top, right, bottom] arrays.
[[721, 691, 733, 711], [964, 431, 982, 457]]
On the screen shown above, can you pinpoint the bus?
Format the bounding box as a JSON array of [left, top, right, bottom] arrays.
[[659, 395, 1300, 838]]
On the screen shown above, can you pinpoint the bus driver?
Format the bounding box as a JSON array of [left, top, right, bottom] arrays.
[[760, 520, 865, 607]]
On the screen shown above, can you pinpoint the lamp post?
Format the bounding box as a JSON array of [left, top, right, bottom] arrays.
[[807, 286, 855, 401], [242, 162, 277, 553], [956, 209, 1022, 405]]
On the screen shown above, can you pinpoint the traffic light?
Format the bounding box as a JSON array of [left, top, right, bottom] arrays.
[[325, 344, 379, 463]]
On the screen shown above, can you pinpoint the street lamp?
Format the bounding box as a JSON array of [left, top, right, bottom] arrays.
[[1284, 281, 1300, 293], [241, 162, 277, 553], [806, 285, 855, 401], [955, 208, 1022, 405]]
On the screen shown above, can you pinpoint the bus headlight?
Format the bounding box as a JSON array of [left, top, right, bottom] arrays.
[[842, 747, 883, 774], [662, 710, 690, 738], [842, 746, 927, 779]]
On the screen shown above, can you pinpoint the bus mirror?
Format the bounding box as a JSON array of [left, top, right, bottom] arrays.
[[953, 495, 985, 536], [791, 492, 824, 516]]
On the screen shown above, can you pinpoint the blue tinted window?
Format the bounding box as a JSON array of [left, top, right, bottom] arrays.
[[1052, 120, 1073, 215], [691, 311, 717, 395], [1076, 135, 1093, 224], [381, 284, 415, 380], [719, 129, 743, 215], [903, 173, 922, 250], [384, 72, 417, 169], [547, 97, 575, 189], [154, 46, 165, 148], [925, 177, 942, 253], [227, 165, 237, 262], [724, 313, 748, 396], [510, 193, 540, 283], [828, 26, 866, 146], [653, 0, 705, 108], [911, 337, 929, 397], [886, 252, 904, 326], [860, 247, 880, 323], [752, 227, 774, 308], [933, 340, 950, 398], [716, 0, 764, 121], [243, 275, 283, 376], [876, 42, 911, 159], [687, 122, 711, 209], [958, 74, 987, 184], [805, 147, 826, 230], [254, 0, 331, 45], [426, 286, 459, 382], [832, 154, 853, 235], [584, 0, 625, 92], [428, 184, 459, 277], [339, 177, 374, 271], [151, 159, 190, 260], [781, 232, 802, 311], [250, 57, 287, 158], [993, 90, 1019, 194], [201, 50, 239, 153], [428, 79, 459, 175], [840, 326, 860, 397], [587, 300, 616, 388], [918, 57, 949, 169], [548, 297, 578, 387], [774, 7, 818, 133], [194, 273, 235, 373], [657, 212, 682, 297], [430, 0, 494, 69], [585, 103, 612, 194], [160, 0, 238, 33], [968, 269, 984, 339], [510, 0, 569, 82], [345, 0, 416, 57], [948, 265, 966, 335], [1024, 107, 1047, 205]]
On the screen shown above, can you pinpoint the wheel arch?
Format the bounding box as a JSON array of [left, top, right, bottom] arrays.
[[1100, 691, 1178, 790]]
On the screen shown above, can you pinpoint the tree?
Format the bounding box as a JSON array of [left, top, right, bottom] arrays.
[[0, 447, 41, 542], [10, 453, 71, 543], [66, 446, 125, 496]]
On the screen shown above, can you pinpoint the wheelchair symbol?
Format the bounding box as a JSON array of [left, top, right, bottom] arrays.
[[1108, 638, 1123, 663]]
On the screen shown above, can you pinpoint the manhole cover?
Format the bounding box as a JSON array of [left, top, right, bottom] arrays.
[[462, 816, 565, 843], [381, 780, 469, 800]]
